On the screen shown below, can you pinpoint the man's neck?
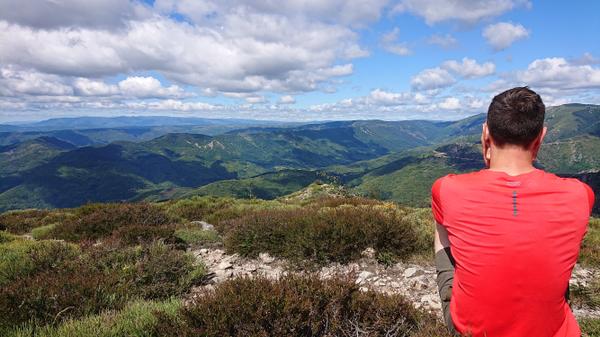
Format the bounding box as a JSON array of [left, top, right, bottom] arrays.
[[488, 145, 536, 176]]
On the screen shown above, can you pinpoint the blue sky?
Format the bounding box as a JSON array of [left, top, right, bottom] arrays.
[[0, 0, 599, 122]]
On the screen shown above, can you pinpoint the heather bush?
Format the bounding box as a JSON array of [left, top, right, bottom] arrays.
[[0, 239, 204, 330], [47, 202, 176, 241], [0, 259, 124, 330], [174, 226, 220, 246], [166, 196, 236, 222], [0, 209, 69, 234], [581, 317, 600, 337], [0, 231, 21, 243], [222, 201, 422, 264], [0, 239, 79, 286], [31, 223, 57, 240], [6, 299, 182, 337], [156, 274, 453, 337], [111, 224, 179, 246]]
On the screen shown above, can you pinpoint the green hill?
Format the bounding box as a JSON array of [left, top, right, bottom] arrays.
[[0, 103, 598, 211]]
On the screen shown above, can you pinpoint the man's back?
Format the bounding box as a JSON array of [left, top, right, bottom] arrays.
[[432, 168, 594, 336]]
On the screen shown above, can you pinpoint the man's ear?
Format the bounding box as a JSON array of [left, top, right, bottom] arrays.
[[481, 122, 492, 167], [531, 126, 547, 160]]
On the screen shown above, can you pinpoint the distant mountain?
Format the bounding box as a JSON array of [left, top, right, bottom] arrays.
[[10, 116, 295, 131], [0, 104, 598, 212]]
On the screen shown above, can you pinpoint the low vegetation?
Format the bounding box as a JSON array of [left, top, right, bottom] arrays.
[[0, 192, 598, 336], [220, 197, 431, 264], [157, 275, 453, 337]]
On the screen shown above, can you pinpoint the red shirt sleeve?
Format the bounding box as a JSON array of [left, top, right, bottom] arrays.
[[431, 177, 444, 225], [583, 183, 595, 215]]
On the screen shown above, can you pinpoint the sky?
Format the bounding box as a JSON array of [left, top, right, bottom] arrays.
[[0, 0, 599, 123]]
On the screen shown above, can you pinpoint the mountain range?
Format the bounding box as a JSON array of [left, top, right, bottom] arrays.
[[0, 103, 598, 213]]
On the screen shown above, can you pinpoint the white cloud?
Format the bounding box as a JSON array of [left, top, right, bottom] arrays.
[[73, 78, 118, 96], [427, 34, 458, 49], [517, 57, 600, 90], [368, 89, 413, 105], [411, 68, 456, 90], [155, 0, 390, 28], [245, 95, 267, 104], [380, 27, 411, 56], [572, 52, 600, 66], [0, 67, 73, 96], [279, 95, 295, 104], [393, 0, 530, 25], [0, 6, 366, 95], [0, 0, 151, 30], [442, 57, 495, 78], [118, 76, 186, 98], [439, 97, 460, 110], [482, 22, 529, 50]]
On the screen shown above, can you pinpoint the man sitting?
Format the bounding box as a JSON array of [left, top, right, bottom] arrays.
[[432, 87, 594, 336]]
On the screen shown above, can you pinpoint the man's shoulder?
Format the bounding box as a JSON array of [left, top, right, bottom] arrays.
[[433, 170, 485, 188]]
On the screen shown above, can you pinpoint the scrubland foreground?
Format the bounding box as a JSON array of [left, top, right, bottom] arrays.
[[1, 185, 598, 336]]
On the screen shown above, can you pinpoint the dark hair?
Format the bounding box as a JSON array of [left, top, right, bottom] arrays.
[[487, 86, 545, 148]]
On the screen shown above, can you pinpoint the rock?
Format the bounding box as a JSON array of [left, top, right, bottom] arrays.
[[356, 271, 373, 284], [190, 220, 215, 230], [259, 252, 275, 264], [361, 247, 376, 259], [420, 294, 441, 310], [215, 260, 233, 270], [403, 267, 424, 278]]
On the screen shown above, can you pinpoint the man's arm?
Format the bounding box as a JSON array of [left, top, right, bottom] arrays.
[[435, 221, 457, 333], [435, 222, 451, 254]]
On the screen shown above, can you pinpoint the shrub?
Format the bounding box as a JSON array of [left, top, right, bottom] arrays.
[[157, 274, 453, 337], [0, 239, 204, 330], [166, 196, 235, 222], [222, 201, 422, 264], [174, 227, 220, 246], [85, 241, 205, 300], [0, 231, 21, 243], [125, 242, 206, 299], [0, 260, 124, 330], [580, 317, 600, 337], [0, 209, 68, 234], [111, 225, 179, 246], [0, 239, 79, 286], [6, 299, 182, 337], [31, 223, 57, 240], [580, 217, 600, 268], [47, 202, 176, 242]]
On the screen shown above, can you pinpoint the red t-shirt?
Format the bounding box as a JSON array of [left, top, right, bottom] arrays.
[[432, 168, 594, 337]]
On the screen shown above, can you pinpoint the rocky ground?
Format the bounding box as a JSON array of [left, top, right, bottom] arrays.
[[189, 246, 600, 319]]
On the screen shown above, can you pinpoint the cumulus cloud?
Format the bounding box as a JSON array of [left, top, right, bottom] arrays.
[[442, 58, 495, 78], [517, 57, 600, 90], [482, 22, 529, 50], [278, 95, 296, 104], [427, 34, 458, 49], [118, 76, 186, 98], [368, 89, 414, 105], [411, 68, 456, 90], [0, 67, 73, 96], [393, 0, 530, 25], [0, 2, 368, 97], [0, 0, 150, 30], [439, 97, 460, 110], [380, 27, 411, 56]]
